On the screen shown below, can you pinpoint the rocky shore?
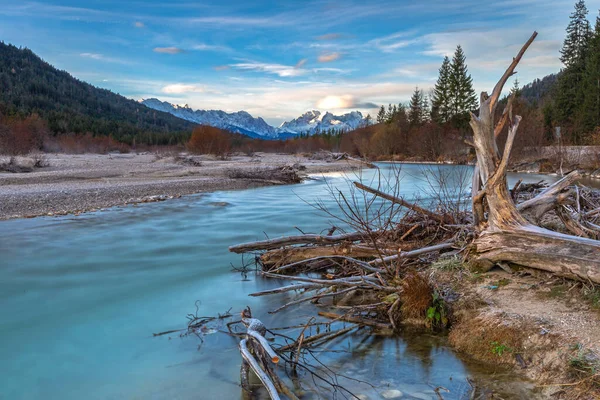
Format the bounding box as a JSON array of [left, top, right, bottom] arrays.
[[0, 152, 367, 220]]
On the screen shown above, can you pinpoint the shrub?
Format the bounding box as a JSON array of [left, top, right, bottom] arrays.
[[187, 125, 231, 158], [0, 114, 48, 155]]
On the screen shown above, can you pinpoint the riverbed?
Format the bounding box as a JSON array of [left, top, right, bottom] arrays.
[[0, 164, 556, 399]]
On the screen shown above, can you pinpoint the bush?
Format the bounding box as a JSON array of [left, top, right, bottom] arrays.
[[0, 114, 48, 155], [187, 125, 231, 158]]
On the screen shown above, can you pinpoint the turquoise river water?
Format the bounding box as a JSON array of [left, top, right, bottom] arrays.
[[0, 164, 558, 399]]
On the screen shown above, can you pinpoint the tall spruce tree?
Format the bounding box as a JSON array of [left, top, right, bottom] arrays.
[[577, 14, 600, 135], [449, 45, 478, 118], [560, 0, 592, 67], [554, 0, 593, 142], [408, 87, 425, 126], [431, 56, 452, 123]]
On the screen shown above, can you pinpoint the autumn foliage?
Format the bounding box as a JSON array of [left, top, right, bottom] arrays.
[[0, 114, 48, 155], [187, 125, 231, 157]]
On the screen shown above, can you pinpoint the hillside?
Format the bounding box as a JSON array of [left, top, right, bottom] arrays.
[[520, 73, 559, 105], [0, 42, 196, 145]]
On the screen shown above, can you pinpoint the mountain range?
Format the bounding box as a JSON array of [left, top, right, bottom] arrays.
[[142, 98, 366, 139], [0, 41, 366, 144]]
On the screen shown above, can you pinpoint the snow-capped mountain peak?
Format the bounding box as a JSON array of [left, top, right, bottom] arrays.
[[141, 98, 279, 139], [141, 98, 366, 139], [280, 110, 364, 135]]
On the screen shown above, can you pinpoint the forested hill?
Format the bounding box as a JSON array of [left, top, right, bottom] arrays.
[[520, 73, 559, 105], [0, 42, 196, 145]]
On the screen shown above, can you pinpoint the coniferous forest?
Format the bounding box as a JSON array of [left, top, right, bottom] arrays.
[[0, 42, 195, 149]]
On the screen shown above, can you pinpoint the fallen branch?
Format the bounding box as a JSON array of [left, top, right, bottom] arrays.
[[369, 242, 454, 265], [318, 311, 392, 330], [229, 231, 368, 253], [353, 181, 450, 223], [239, 339, 281, 400]]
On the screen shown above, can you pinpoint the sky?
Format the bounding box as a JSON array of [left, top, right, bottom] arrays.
[[0, 0, 597, 126]]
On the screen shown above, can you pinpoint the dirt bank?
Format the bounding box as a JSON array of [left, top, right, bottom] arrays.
[[0, 152, 368, 220], [437, 263, 600, 399]]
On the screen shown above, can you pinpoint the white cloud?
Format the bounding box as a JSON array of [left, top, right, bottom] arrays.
[[230, 61, 307, 77], [318, 52, 341, 63], [134, 21, 145, 28], [80, 52, 103, 60], [162, 84, 205, 94], [192, 43, 231, 52]]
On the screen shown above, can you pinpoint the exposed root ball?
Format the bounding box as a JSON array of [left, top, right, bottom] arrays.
[[400, 271, 433, 319]]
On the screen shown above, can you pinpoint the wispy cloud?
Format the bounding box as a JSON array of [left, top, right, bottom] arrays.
[[192, 43, 231, 52], [184, 15, 273, 26], [162, 84, 205, 94], [134, 21, 145, 28], [153, 47, 185, 54], [79, 52, 131, 64], [214, 65, 230, 71], [230, 61, 307, 77], [369, 31, 417, 53], [318, 52, 341, 63], [313, 67, 351, 74], [295, 58, 307, 69]]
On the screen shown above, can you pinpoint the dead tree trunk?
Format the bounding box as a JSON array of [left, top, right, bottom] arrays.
[[469, 31, 600, 283]]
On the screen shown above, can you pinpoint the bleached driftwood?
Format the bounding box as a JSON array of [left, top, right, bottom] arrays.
[[229, 231, 367, 253], [468, 31, 600, 283]]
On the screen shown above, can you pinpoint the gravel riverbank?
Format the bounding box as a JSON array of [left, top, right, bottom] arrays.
[[0, 152, 367, 220]]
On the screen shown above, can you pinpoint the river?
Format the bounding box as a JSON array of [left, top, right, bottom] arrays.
[[0, 163, 556, 399]]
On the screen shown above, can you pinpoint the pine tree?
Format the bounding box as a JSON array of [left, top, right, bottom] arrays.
[[377, 105, 386, 123], [577, 14, 600, 136], [431, 56, 452, 123], [510, 78, 521, 97], [387, 104, 394, 123], [408, 87, 424, 126], [449, 45, 478, 119], [554, 0, 593, 142], [421, 94, 431, 123], [560, 0, 592, 67]]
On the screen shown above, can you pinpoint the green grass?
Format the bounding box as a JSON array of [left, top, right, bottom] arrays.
[[431, 256, 464, 271], [583, 286, 600, 309]]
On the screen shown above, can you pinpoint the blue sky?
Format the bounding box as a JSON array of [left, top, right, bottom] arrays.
[[0, 0, 596, 125]]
